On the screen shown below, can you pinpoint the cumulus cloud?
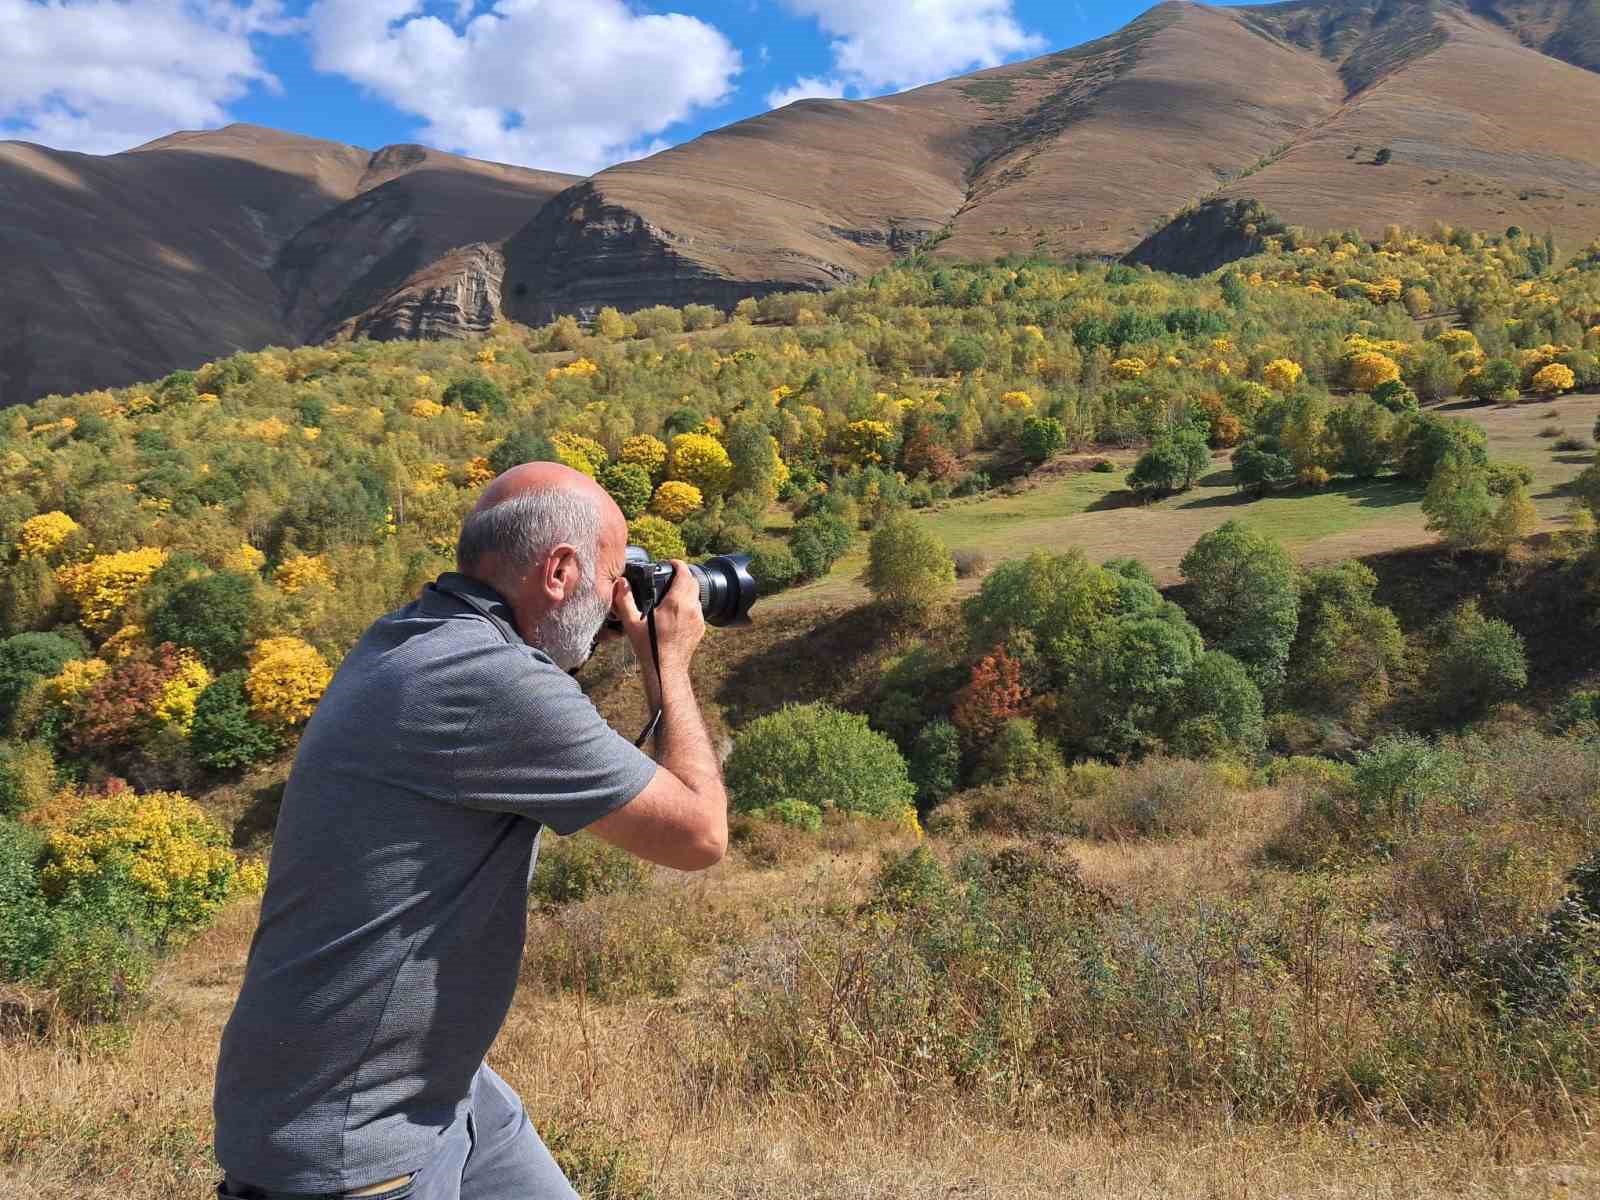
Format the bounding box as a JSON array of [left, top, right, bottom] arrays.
[[306, 0, 741, 175], [773, 0, 1044, 99], [765, 75, 846, 110], [0, 0, 291, 155]]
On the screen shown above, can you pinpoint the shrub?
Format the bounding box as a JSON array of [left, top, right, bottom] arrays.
[[246, 636, 332, 729], [441, 375, 507, 415], [631, 305, 685, 337], [531, 834, 648, 905], [1019, 416, 1067, 463], [1532, 363, 1576, 395], [487, 428, 557, 477], [951, 549, 989, 579], [41, 916, 154, 1024], [598, 462, 652, 521], [865, 511, 954, 621], [1371, 378, 1419, 413], [1552, 690, 1600, 733], [981, 717, 1063, 784], [1427, 601, 1527, 718], [788, 513, 852, 580], [945, 335, 987, 373], [1263, 358, 1303, 392], [0, 632, 81, 729], [149, 570, 258, 669], [1178, 521, 1299, 691], [189, 671, 279, 771], [1462, 358, 1521, 403], [749, 543, 801, 594], [627, 514, 687, 562], [0, 739, 55, 818], [0, 816, 53, 979], [649, 480, 704, 522], [908, 720, 962, 810], [1074, 756, 1238, 838], [725, 703, 916, 822], [1554, 436, 1590, 452]]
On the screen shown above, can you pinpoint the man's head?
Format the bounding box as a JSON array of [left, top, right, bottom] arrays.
[[455, 462, 630, 669]]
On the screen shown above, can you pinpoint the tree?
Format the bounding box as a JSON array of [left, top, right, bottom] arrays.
[[788, 513, 853, 580], [649, 481, 704, 523], [1396, 413, 1487, 482], [951, 647, 1029, 745], [56, 547, 168, 632], [725, 703, 915, 826], [619, 434, 669, 482], [1328, 397, 1395, 478], [627, 515, 687, 562], [1168, 651, 1265, 757], [487, 429, 556, 477], [1129, 430, 1208, 496], [668, 433, 734, 498], [189, 671, 279, 770], [1345, 351, 1401, 392], [1533, 363, 1577, 395], [1487, 478, 1538, 551], [1231, 440, 1295, 496], [441, 376, 506, 416], [725, 413, 785, 505], [865, 511, 954, 622], [149, 571, 258, 669], [16, 512, 80, 562], [1370, 378, 1419, 413], [599, 463, 652, 521], [1427, 601, 1526, 718], [595, 306, 630, 339], [0, 632, 80, 729], [1263, 358, 1303, 392], [833, 420, 897, 467], [1422, 457, 1496, 551], [1019, 416, 1066, 464], [1462, 358, 1521, 403], [908, 720, 962, 811], [246, 637, 332, 729], [1178, 521, 1299, 691], [945, 336, 987, 373], [1285, 561, 1404, 720]]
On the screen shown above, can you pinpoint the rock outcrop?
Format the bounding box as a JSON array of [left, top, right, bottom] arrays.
[[331, 243, 506, 343]]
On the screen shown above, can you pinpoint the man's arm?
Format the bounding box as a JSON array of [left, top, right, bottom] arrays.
[[587, 564, 728, 870]]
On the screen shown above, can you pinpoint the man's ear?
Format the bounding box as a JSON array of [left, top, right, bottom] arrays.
[[541, 544, 581, 602]]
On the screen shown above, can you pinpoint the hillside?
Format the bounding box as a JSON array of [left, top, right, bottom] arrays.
[[505, 0, 1600, 320], [0, 125, 576, 406]]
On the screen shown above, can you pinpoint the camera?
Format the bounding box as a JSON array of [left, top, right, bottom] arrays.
[[613, 545, 757, 628]]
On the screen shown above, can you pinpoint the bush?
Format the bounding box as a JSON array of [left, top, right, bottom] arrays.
[[531, 834, 648, 905], [189, 671, 279, 771], [0, 739, 56, 817], [1073, 756, 1238, 838], [865, 511, 954, 621], [1019, 416, 1067, 463], [788, 513, 852, 580], [908, 720, 961, 810], [1371, 379, 1419, 413], [246, 637, 332, 729], [0, 632, 81, 729], [0, 816, 53, 979], [749, 543, 801, 594], [1462, 358, 1520, 403], [951, 549, 989, 579], [598, 462, 652, 521], [149, 570, 258, 669], [726, 703, 916, 822], [1129, 430, 1208, 496], [441, 375, 507, 416], [1427, 601, 1527, 718], [42, 917, 154, 1024], [626, 514, 687, 562], [981, 716, 1063, 784]]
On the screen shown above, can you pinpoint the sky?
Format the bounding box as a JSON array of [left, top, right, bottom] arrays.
[[0, 1, 1247, 176]]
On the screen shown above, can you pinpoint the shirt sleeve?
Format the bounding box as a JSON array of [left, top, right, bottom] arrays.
[[447, 648, 658, 835]]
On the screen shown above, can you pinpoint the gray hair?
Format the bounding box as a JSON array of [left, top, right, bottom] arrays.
[[455, 489, 603, 588]]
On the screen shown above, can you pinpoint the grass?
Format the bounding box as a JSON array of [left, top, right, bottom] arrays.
[[774, 393, 1600, 608]]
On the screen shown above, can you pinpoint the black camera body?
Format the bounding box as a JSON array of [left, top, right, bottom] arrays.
[[619, 546, 757, 628]]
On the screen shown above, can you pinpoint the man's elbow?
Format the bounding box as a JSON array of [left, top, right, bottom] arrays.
[[680, 818, 728, 870]]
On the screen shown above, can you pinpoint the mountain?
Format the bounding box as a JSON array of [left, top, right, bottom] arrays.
[[504, 0, 1600, 321], [6, 0, 1600, 405], [0, 125, 576, 406]]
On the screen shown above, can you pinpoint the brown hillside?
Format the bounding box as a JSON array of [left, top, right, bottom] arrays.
[[504, 0, 1600, 318], [0, 125, 576, 405]]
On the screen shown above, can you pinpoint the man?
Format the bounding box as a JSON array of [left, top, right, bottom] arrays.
[[213, 461, 727, 1200]]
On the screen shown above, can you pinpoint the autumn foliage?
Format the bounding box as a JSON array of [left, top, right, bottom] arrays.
[[951, 647, 1029, 745]]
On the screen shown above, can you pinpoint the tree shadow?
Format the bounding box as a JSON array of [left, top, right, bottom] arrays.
[[1173, 476, 1419, 513], [1553, 453, 1593, 466], [232, 780, 284, 852], [1173, 489, 1254, 511], [1085, 487, 1145, 512], [713, 604, 902, 728]]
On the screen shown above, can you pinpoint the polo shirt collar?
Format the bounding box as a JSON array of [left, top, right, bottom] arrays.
[[429, 572, 527, 646]]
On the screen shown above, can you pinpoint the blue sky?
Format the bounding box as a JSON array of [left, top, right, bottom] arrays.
[[0, 1, 1249, 174]]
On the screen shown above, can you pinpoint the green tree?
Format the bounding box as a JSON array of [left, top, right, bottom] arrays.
[[488, 428, 557, 477], [945, 336, 987, 373], [1370, 379, 1419, 413], [1328, 397, 1394, 478], [1231, 440, 1295, 497], [865, 511, 955, 623], [149, 571, 258, 669], [1019, 416, 1066, 463], [1422, 457, 1497, 551], [1464, 358, 1521, 403], [1129, 430, 1208, 496], [725, 703, 915, 826], [1168, 650, 1265, 757], [1427, 601, 1527, 718], [725, 412, 782, 506], [788, 513, 853, 580], [189, 671, 279, 771], [1178, 521, 1299, 691], [441, 375, 507, 416], [908, 720, 962, 811], [1395, 413, 1487, 482], [1285, 561, 1404, 720], [0, 632, 80, 730], [599, 462, 652, 521]]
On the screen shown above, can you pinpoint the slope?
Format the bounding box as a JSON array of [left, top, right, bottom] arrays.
[[0, 126, 575, 406]]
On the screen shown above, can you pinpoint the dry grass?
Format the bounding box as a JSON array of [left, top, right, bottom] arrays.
[[5, 803, 1600, 1199]]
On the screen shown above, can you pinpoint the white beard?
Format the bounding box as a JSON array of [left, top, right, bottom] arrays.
[[532, 587, 610, 671]]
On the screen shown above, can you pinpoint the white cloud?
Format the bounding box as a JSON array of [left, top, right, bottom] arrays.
[[765, 75, 845, 109], [774, 0, 1044, 98], [0, 0, 291, 155], [306, 0, 741, 175]]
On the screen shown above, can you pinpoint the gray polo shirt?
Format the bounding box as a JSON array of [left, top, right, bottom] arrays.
[[214, 574, 657, 1193]]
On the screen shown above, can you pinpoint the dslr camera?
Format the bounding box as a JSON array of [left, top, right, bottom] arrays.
[[613, 545, 757, 628]]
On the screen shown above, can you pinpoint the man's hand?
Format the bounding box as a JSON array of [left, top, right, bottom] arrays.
[[611, 560, 705, 682]]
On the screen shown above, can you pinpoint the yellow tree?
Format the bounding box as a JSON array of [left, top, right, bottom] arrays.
[[650, 481, 705, 522], [1532, 363, 1576, 395], [246, 637, 332, 728], [56, 547, 168, 633], [1345, 351, 1401, 392], [1262, 359, 1303, 393], [619, 434, 669, 482], [16, 511, 80, 561], [668, 432, 734, 497]]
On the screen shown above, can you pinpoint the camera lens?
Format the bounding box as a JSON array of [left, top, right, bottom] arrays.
[[696, 554, 757, 626]]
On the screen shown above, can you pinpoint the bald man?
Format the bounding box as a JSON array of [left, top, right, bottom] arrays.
[[213, 463, 726, 1200]]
